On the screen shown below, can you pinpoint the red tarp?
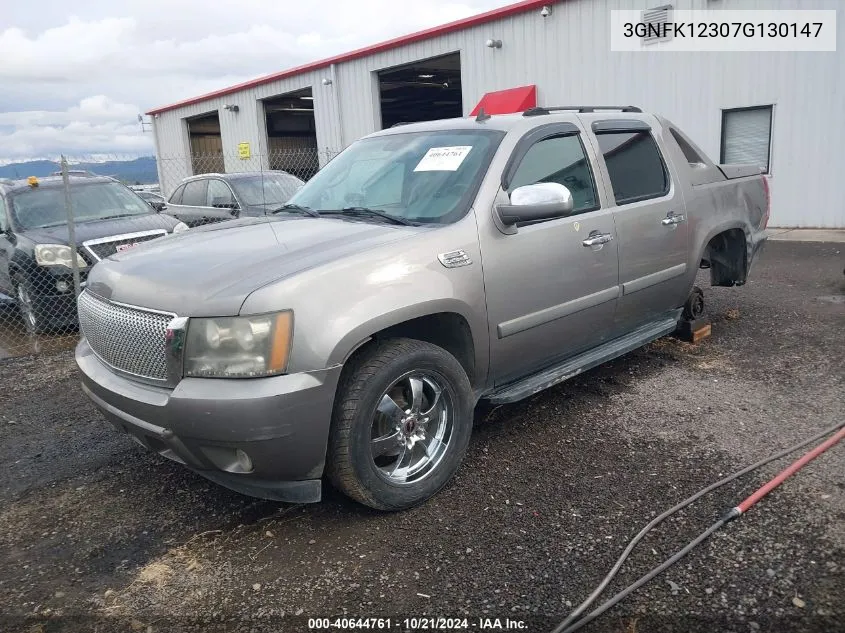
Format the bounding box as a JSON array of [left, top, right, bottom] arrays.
[[470, 85, 537, 116]]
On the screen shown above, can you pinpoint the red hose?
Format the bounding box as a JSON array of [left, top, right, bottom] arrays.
[[736, 425, 845, 514]]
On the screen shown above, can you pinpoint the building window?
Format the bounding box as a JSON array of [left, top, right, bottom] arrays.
[[720, 106, 773, 174], [595, 131, 669, 205]]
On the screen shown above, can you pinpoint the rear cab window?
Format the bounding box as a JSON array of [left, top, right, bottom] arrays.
[[594, 130, 669, 205]]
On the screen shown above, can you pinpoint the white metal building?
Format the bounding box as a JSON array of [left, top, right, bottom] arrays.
[[148, 0, 844, 228]]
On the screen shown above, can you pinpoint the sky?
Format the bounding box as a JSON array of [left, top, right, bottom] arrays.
[[0, 0, 514, 161]]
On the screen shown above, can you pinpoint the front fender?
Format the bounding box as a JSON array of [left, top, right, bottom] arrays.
[[239, 219, 489, 384]]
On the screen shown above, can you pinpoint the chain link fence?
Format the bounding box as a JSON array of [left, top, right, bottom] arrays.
[[0, 148, 340, 360]]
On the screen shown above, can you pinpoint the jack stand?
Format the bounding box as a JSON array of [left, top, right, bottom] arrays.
[[674, 286, 711, 343]]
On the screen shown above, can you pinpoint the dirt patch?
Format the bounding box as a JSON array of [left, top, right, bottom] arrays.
[[0, 242, 842, 633]]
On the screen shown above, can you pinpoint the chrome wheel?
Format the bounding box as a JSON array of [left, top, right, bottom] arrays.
[[17, 282, 37, 330], [370, 371, 454, 484]]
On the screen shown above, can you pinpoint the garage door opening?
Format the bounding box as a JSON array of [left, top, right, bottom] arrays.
[[187, 112, 224, 174], [377, 52, 462, 129], [263, 88, 319, 180]]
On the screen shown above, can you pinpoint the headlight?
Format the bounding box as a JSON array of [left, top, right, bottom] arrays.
[[172, 222, 190, 233], [183, 311, 293, 378], [34, 244, 88, 269]]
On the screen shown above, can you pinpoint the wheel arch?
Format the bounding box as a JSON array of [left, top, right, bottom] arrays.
[[331, 303, 483, 390], [697, 223, 752, 287]]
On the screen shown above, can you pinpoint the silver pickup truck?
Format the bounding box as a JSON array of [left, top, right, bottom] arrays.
[[75, 106, 768, 510]]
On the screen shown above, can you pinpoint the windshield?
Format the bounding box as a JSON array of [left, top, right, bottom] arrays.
[[288, 129, 505, 224], [231, 173, 305, 206], [9, 181, 152, 230]]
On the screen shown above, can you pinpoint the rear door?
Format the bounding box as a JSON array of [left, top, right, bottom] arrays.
[[482, 122, 620, 385], [586, 119, 689, 333]]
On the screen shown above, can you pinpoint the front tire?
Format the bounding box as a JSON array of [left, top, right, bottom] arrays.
[[14, 273, 48, 334], [327, 338, 474, 511]]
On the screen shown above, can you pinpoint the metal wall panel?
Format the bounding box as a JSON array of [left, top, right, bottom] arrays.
[[152, 0, 844, 226]]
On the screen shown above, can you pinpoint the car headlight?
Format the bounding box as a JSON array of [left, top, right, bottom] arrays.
[[34, 244, 88, 269], [183, 311, 293, 378], [172, 222, 190, 233]]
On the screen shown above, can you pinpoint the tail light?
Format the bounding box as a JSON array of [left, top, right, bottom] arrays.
[[760, 175, 771, 230]]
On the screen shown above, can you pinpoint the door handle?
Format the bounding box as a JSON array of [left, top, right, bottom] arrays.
[[582, 233, 614, 247], [662, 212, 686, 226]]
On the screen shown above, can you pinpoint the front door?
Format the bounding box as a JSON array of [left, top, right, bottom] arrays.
[[482, 124, 621, 386], [0, 197, 12, 295], [588, 122, 689, 333]]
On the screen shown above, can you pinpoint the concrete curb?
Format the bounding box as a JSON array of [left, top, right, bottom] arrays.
[[766, 228, 845, 243]]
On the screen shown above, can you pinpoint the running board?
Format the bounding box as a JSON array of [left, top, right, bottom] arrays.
[[485, 310, 682, 405]]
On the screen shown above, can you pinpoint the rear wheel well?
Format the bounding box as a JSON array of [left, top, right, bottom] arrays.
[[346, 313, 476, 385], [700, 229, 747, 287]]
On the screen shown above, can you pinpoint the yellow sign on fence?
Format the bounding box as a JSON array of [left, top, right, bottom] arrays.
[[237, 142, 251, 159]]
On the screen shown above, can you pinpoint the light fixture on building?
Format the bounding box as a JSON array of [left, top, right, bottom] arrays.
[[540, 5, 552, 17], [223, 104, 240, 112], [322, 78, 333, 85], [485, 38, 503, 49], [300, 95, 314, 100], [418, 73, 435, 79]]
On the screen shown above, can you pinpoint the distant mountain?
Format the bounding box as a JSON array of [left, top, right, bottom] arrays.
[[0, 157, 158, 185]]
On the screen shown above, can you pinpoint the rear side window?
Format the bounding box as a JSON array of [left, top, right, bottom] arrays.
[[181, 180, 208, 206], [168, 184, 185, 205], [207, 180, 235, 207], [509, 134, 598, 214], [596, 131, 669, 205]]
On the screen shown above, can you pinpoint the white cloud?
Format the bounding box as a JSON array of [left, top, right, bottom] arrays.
[[0, 97, 153, 159], [0, 0, 513, 158]]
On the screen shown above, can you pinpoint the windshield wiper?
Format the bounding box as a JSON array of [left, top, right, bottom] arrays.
[[269, 203, 321, 217], [95, 214, 137, 221], [322, 207, 415, 226]]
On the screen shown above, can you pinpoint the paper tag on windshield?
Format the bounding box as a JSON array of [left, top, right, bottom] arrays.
[[414, 146, 472, 172]]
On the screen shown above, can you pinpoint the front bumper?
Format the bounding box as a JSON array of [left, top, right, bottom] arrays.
[[76, 338, 342, 502]]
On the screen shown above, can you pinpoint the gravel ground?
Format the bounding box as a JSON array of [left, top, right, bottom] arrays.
[[0, 241, 842, 633]]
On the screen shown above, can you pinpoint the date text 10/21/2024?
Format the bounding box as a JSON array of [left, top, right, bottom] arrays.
[[308, 617, 528, 630]]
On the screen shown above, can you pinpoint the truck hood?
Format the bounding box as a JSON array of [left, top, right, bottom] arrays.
[[85, 217, 419, 316], [24, 213, 180, 245]]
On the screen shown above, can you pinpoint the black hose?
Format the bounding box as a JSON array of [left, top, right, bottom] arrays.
[[551, 420, 845, 633], [561, 515, 732, 633]]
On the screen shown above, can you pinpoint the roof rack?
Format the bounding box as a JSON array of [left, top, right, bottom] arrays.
[[523, 105, 642, 116], [49, 170, 98, 177]]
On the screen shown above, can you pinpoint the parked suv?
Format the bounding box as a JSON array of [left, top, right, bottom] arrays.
[[165, 171, 304, 227], [76, 108, 768, 510], [0, 175, 187, 333]]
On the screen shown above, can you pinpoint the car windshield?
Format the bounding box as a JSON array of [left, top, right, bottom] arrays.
[[287, 129, 505, 224], [231, 173, 305, 206], [9, 181, 152, 230]]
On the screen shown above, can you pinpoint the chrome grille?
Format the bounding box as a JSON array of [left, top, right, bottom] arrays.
[[83, 230, 168, 262], [77, 290, 174, 381]]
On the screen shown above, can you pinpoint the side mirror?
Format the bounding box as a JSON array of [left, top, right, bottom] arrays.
[[496, 182, 574, 227]]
